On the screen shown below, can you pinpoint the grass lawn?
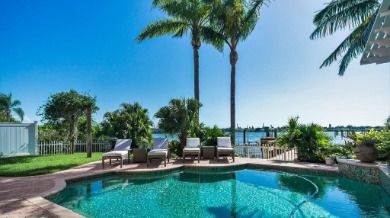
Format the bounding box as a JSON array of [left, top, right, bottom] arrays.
[[0, 152, 103, 177]]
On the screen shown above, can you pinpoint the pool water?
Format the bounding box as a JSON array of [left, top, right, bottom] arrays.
[[48, 169, 390, 218]]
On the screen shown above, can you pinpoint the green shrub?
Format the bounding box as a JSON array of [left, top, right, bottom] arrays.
[[200, 125, 224, 146], [377, 131, 390, 160], [168, 140, 181, 158], [277, 117, 330, 163]]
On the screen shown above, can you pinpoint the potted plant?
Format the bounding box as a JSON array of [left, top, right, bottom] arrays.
[[353, 130, 381, 163], [322, 143, 340, 166], [354, 138, 379, 163], [324, 155, 336, 166]]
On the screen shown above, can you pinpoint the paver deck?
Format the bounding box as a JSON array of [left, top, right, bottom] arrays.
[[0, 157, 338, 217]]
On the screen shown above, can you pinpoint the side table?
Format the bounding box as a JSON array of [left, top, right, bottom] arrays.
[[202, 146, 215, 159]]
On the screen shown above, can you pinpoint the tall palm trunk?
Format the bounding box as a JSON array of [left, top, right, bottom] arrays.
[[6, 109, 10, 122], [230, 49, 238, 144], [192, 38, 201, 124], [193, 46, 200, 102], [179, 131, 188, 157]]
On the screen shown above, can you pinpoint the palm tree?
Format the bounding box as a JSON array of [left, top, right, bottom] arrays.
[[137, 0, 223, 104], [0, 93, 24, 122], [209, 0, 266, 143], [155, 98, 202, 155], [121, 102, 153, 148], [101, 103, 153, 148], [310, 0, 380, 76]]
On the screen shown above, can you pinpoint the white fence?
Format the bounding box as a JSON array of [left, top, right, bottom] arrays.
[[37, 141, 111, 155], [235, 142, 297, 161]]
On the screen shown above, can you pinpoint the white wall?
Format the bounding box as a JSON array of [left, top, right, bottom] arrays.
[[0, 122, 38, 156]]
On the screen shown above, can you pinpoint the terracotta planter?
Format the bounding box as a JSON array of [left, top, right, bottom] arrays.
[[354, 145, 378, 163], [325, 157, 335, 166]]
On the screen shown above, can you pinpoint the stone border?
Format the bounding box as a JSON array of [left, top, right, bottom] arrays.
[[337, 159, 381, 184]]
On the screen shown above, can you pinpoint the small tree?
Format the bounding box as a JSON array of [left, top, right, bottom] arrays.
[[155, 98, 202, 156], [38, 90, 98, 153]]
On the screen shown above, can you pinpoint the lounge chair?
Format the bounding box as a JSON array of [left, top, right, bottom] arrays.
[[216, 137, 235, 162], [102, 139, 132, 169], [182, 138, 200, 163], [147, 138, 169, 167]]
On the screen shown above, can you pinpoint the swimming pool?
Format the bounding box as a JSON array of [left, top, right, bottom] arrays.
[[48, 168, 390, 217]]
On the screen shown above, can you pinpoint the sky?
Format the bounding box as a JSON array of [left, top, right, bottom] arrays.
[[0, 0, 389, 128]]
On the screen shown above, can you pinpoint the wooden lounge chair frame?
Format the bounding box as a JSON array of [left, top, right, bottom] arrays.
[[216, 137, 235, 162]]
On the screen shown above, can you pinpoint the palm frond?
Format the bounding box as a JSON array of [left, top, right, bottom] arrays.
[[13, 107, 24, 122], [310, 0, 379, 39], [319, 10, 377, 75], [240, 0, 264, 41], [338, 12, 376, 76], [201, 26, 225, 51], [11, 100, 21, 108], [137, 19, 188, 42]]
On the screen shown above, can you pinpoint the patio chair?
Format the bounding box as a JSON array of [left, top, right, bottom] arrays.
[[102, 139, 132, 169], [147, 138, 169, 167], [183, 138, 200, 163], [217, 137, 235, 162]]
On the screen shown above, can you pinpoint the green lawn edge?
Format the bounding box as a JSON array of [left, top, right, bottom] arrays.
[[0, 152, 103, 177]]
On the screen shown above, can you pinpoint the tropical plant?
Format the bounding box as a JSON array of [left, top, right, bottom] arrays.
[[138, 0, 223, 104], [0, 92, 24, 122], [310, 0, 380, 76], [168, 140, 182, 157], [37, 90, 98, 153], [101, 102, 153, 148], [355, 130, 383, 146], [321, 143, 344, 158], [155, 98, 202, 155], [200, 125, 225, 146], [208, 0, 267, 143], [277, 117, 331, 162]]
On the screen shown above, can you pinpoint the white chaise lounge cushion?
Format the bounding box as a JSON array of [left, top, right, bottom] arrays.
[[102, 150, 128, 157], [217, 137, 232, 148], [186, 138, 200, 148], [183, 147, 200, 154], [148, 149, 168, 157]]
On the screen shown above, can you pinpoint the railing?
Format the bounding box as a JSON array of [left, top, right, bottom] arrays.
[[235, 141, 297, 161], [37, 141, 111, 155]]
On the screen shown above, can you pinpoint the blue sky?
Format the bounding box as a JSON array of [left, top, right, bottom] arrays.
[[1, 0, 389, 128]]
